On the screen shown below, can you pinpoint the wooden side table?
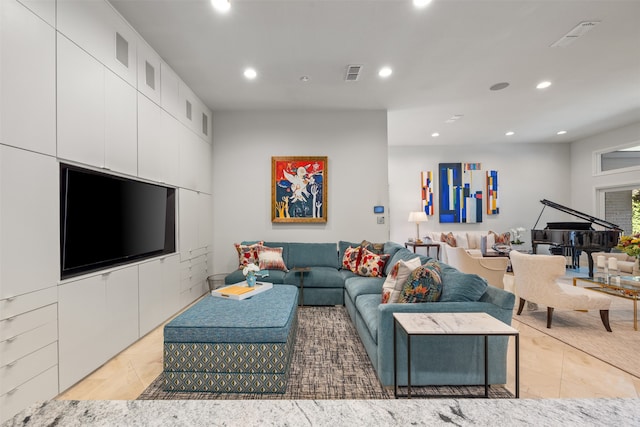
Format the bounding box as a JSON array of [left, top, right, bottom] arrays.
[[393, 312, 519, 399], [404, 242, 441, 260]]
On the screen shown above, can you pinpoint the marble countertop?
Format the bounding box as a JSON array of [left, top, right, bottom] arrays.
[[4, 398, 640, 426]]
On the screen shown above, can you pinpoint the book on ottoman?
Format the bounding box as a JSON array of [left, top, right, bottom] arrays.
[[211, 281, 273, 300]]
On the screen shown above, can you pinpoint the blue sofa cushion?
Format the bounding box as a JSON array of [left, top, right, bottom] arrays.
[[439, 264, 489, 302], [287, 242, 339, 268], [355, 294, 382, 344], [284, 266, 345, 288], [345, 276, 385, 301], [399, 261, 442, 303]]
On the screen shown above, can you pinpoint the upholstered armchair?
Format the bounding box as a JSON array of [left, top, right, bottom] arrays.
[[444, 246, 509, 289], [509, 251, 612, 331]]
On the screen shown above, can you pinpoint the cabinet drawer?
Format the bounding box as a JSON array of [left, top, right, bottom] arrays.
[[0, 287, 57, 321], [0, 322, 57, 366], [0, 342, 57, 394], [0, 365, 58, 424], [0, 304, 57, 341]]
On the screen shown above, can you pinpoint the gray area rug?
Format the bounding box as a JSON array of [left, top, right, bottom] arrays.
[[138, 306, 512, 400], [513, 290, 640, 379]]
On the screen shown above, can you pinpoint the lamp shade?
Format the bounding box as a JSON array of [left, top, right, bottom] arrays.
[[408, 211, 428, 223]]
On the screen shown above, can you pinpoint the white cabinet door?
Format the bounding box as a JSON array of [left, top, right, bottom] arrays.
[[1, 0, 56, 156], [104, 69, 137, 176], [138, 94, 166, 183], [160, 62, 181, 119], [103, 267, 139, 357], [160, 110, 181, 187], [16, 0, 55, 26], [196, 138, 212, 194], [58, 264, 139, 391], [57, 34, 105, 168], [139, 255, 179, 335], [56, 0, 137, 86], [198, 194, 212, 250], [178, 130, 200, 191], [0, 147, 58, 299], [58, 274, 108, 391], [179, 189, 199, 261]]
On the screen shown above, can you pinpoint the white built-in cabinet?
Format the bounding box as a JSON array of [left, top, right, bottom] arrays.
[[138, 255, 181, 336], [0, 0, 213, 421], [16, 0, 55, 26], [58, 266, 139, 391], [179, 190, 211, 303], [137, 95, 180, 186], [0, 0, 56, 156], [0, 146, 59, 299], [0, 286, 58, 424], [56, 0, 137, 86], [57, 35, 137, 176]]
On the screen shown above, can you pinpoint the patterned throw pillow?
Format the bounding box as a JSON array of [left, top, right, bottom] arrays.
[[360, 240, 385, 255], [381, 257, 422, 304], [440, 232, 457, 247], [342, 246, 361, 272], [234, 241, 264, 269], [356, 248, 390, 277], [490, 230, 511, 245], [399, 261, 442, 303], [256, 246, 289, 271]]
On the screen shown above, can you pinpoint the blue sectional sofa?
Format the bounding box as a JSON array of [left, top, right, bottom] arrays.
[[225, 240, 516, 387]]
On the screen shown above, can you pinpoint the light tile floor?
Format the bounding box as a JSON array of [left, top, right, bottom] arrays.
[[58, 269, 640, 400]]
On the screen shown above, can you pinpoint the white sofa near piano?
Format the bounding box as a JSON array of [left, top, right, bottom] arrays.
[[423, 231, 511, 263]]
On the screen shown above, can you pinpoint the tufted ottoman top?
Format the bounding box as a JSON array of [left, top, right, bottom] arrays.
[[164, 284, 298, 343]]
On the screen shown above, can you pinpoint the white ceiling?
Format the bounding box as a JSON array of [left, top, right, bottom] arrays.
[[109, 0, 640, 146]]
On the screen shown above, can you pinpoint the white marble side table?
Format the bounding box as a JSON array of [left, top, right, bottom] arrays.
[[393, 312, 519, 399]]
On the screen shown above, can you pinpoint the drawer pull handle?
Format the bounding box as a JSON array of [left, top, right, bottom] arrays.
[[6, 336, 17, 342], [6, 360, 17, 367], [7, 387, 18, 395], [3, 296, 16, 302], [5, 316, 16, 321]]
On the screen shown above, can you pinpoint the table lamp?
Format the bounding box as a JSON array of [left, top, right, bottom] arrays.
[[408, 211, 428, 243]]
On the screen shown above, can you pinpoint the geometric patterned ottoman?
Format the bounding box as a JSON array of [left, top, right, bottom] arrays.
[[163, 284, 298, 393]]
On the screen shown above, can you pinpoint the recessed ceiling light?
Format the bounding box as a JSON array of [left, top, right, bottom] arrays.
[[557, 130, 567, 135], [431, 132, 440, 137], [536, 81, 552, 89], [413, 0, 432, 8], [505, 131, 515, 136], [378, 67, 393, 78], [244, 68, 257, 80], [489, 82, 510, 91], [211, 0, 230, 13]]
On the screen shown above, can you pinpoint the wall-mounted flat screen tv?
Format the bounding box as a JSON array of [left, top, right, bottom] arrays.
[[60, 164, 176, 279]]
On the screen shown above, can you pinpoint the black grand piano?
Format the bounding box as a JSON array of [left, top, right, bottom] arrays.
[[531, 199, 622, 278]]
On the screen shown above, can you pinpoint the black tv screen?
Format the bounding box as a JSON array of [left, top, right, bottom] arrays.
[[60, 164, 176, 279]]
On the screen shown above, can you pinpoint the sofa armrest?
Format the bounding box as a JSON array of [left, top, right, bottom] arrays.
[[479, 285, 516, 311]]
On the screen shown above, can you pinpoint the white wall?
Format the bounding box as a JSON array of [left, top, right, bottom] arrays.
[[388, 142, 573, 249], [212, 110, 389, 275], [570, 120, 640, 218]]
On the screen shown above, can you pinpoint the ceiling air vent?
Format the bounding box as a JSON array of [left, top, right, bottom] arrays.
[[550, 21, 600, 47], [345, 65, 362, 82]]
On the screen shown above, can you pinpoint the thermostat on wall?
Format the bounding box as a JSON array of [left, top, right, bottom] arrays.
[[373, 206, 384, 214]]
